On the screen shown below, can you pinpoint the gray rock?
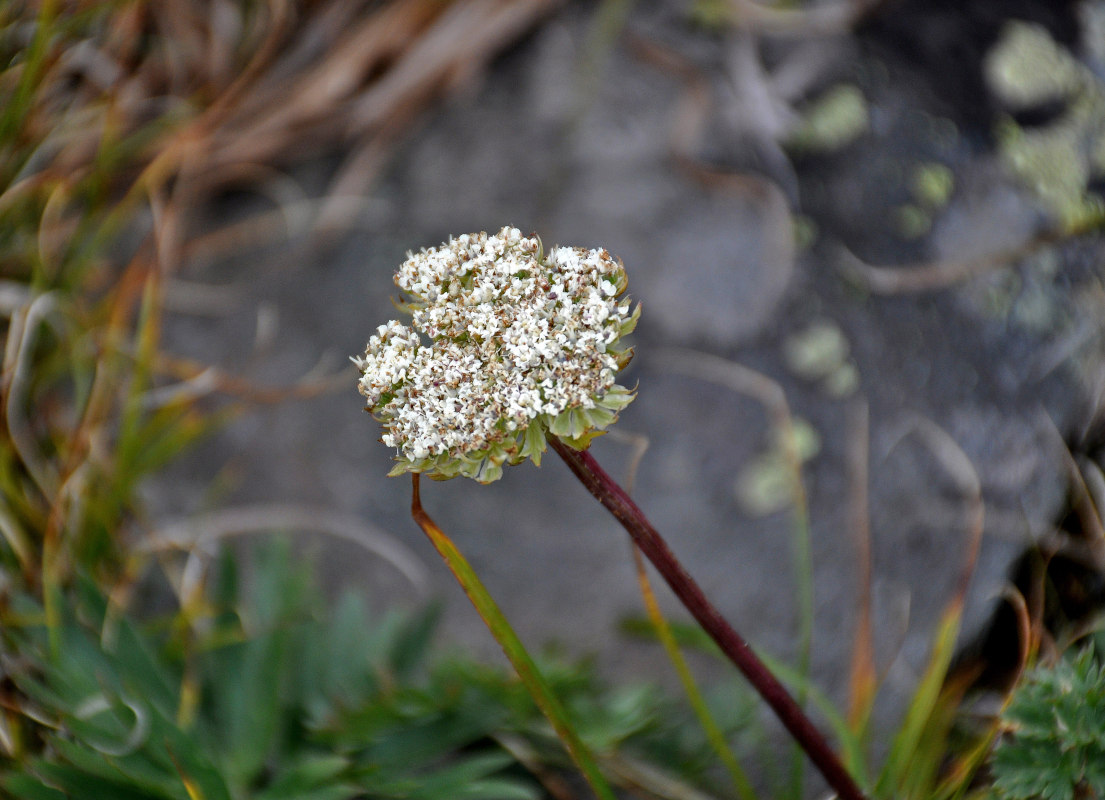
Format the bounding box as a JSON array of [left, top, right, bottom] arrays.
[[152, 3, 1105, 789]]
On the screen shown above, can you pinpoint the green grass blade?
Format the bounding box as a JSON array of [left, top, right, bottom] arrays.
[[410, 476, 617, 800], [629, 545, 759, 800], [779, 414, 815, 800], [648, 350, 819, 799], [0, 0, 58, 151], [753, 649, 872, 792], [873, 416, 983, 799], [874, 607, 961, 799]]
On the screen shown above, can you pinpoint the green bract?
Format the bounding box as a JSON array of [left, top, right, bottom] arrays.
[[355, 227, 639, 483]]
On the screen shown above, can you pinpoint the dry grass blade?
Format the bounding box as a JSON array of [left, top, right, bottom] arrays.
[[717, 0, 887, 35], [0, 502, 33, 570], [884, 413, 984, 600], [838, 245, 1027, 295], [155, 350, 352, 404], [199, 0, 558, 183], [845, 398, 877, 731], [604, 753, 721, 800], [1060, 440, 1105, 561], [631, 33, 798, 212], [4, 293, 62, 497], [493, 733, 578, 800], [628, 36, 711, 170], [145, 503, 431, 600], [605, 428, 650, 496], [651, 346, 817, 798], [836, 218, 1098, 294], [653, 348, 793, 430], [207, 1, 436, 168], [875, 413, 985, 798], [7, 1, 564, 279], [0, 2, 574, 594], [325, 0, 563, 228], [1003, 584, 1034, 685], [652, 350, 809, 524]]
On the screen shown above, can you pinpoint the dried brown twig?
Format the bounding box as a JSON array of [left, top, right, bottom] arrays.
[[717, 0, 887, 35], [6, 0, 563, 279]]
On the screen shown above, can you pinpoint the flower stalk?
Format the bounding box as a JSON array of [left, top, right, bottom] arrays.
[[549, 436, 868, 800], [629, 543, 760, 800], [356, 228, 868, 800]]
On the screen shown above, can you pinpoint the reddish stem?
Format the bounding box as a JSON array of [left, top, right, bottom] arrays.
[[550, 437, 867, 800]]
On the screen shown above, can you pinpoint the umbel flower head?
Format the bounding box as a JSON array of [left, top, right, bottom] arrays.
[[354, 226, 639, 483]]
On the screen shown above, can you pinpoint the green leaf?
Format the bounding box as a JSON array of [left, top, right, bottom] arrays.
[[313, 590, 378, 705], [210, 630, 289, 787], [404, 752, 536, 800], [2, 535, 739, 800], [388, 601, 443, 681], [25, 761, 168, 800], [991, 647, 1105, 800], [548, 410, 573, 438], [48, 739, 183, 799], [2, 774, 70, 800], [254, 754, 353, 800], [110, 618, 183, 715]]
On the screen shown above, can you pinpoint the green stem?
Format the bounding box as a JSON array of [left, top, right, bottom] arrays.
[[630, 545, 760, 800], [410, 475, 617, 800], [0, 0, 57, 153], [780, 417, 814, 800], [550, 437, 867, 800]]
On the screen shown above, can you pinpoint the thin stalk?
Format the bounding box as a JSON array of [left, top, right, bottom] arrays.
[[0, 0, 57, 154], [550, 437, 867, 800], [654, 349, 816, 798], [630, 545, 760, 800], [410, 475, 617, 800], [778, 416, 814, 800]]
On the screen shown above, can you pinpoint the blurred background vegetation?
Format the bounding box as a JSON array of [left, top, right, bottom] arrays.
[[2, 1, 1105, 798], [0, 3, 764, 797]]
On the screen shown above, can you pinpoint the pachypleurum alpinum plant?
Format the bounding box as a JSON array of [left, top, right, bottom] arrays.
[[0, 7, 765, 800], [354, 226, 868, 800], [356, 227, 1105, 800]]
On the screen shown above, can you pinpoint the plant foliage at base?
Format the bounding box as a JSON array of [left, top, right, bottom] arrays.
[[989, 647, 1105, 800], [0, 540, 725, 800]]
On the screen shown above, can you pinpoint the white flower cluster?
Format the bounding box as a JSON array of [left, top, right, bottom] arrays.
[[354, 226, 638, 482]]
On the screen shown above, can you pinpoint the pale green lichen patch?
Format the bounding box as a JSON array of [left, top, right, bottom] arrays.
[[787, 84, 870, 153], [735, 417, 821, 517], [783, 319, 859, 398], [984, 21, 1083, 109], [896, 204, 933, 239], [996, 109, 1105, 229], [911, 162, 955, 210], [896, 162, 956, 238], [355, 227, 639, 483], [986, 22, 1105, 229]]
